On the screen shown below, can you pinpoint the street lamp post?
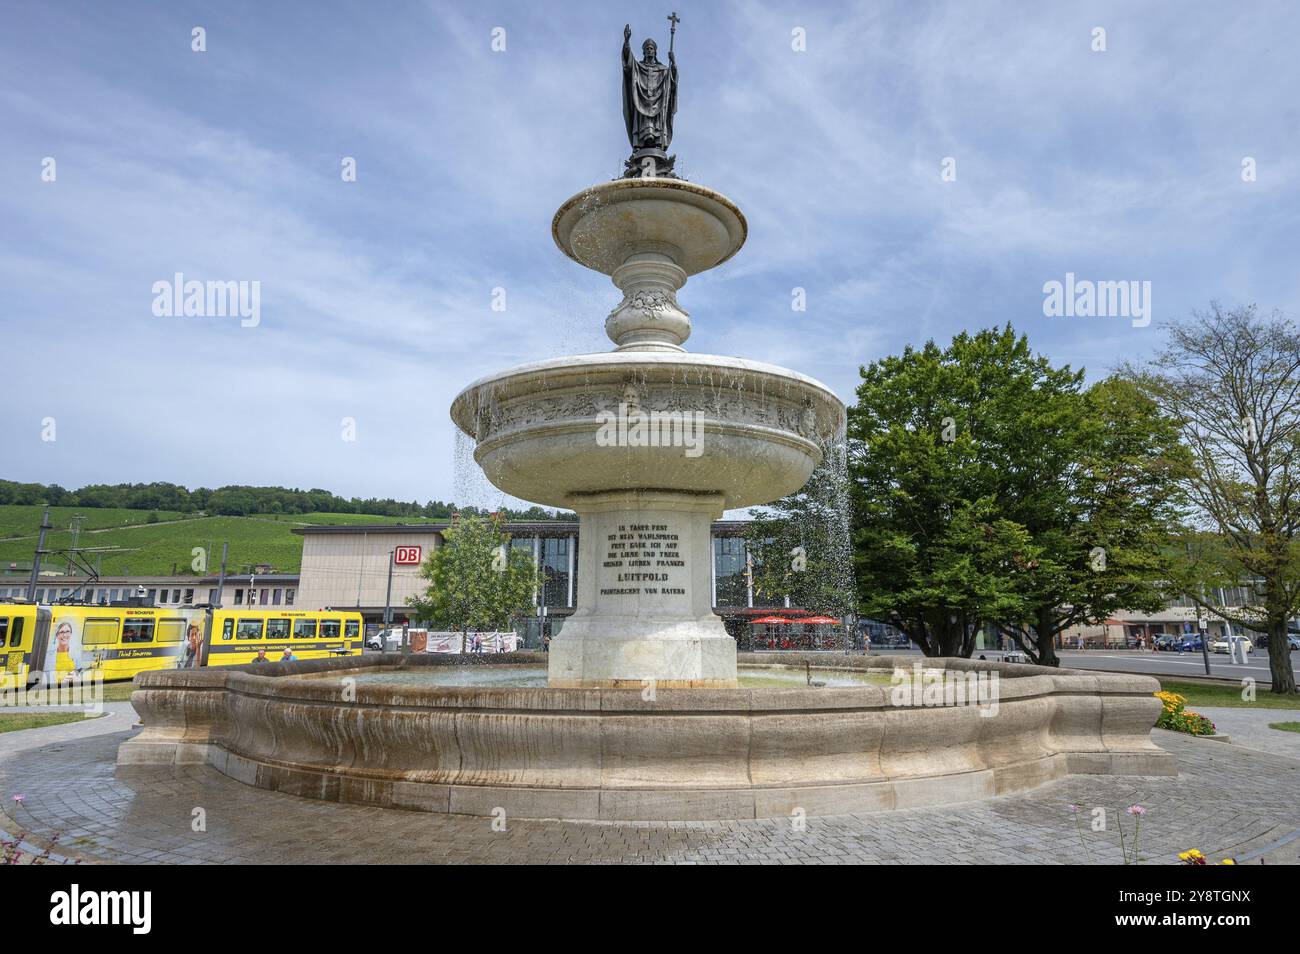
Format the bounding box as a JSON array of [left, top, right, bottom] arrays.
[[383, 549, 395, 651], [1198, 616, 1211, 676]]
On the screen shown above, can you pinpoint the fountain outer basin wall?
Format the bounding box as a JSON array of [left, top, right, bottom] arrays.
[[118, 653, 1177, 823]]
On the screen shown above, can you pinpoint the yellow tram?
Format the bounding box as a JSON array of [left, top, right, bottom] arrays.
[[0, 604, 198, 687], [0, 602, 363, 686], [201, 608, 364, 667]]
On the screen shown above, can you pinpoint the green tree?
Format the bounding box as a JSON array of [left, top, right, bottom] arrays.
[[993, 377, 1190, 666], [406, 516, 537, 634], [1125, 304, 1300, 695], [849, 326, 1184, 662], [849, 327, 1049, 655]]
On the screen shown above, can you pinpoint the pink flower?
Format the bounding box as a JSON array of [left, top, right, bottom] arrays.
[[9, 795, 23, 804], [1125, 805, 1147, 815]]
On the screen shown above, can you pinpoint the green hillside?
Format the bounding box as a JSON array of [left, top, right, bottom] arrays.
[[0, 506, 449, 577], [0, 505, 188, 538]]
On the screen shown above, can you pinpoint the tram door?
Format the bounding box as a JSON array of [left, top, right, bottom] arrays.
[[0, 613, 25, 688], [1, 608, 49, 687], [198, 610, 215, 668]]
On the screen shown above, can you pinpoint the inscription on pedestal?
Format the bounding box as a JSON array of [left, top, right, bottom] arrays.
[[599, 522, 687, 597]]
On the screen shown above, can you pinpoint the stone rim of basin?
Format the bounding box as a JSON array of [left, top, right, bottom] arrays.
[[121, 654, 1176, 821], [551, 177, 748, 277]]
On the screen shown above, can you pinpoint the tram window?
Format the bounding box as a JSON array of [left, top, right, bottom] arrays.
[[266, 619, 291, 640], [235, 619, 264, 640], [222, 619, 234, 640], [0, 619, 8, 647], [157, 619, 185, 643], [293, 619, 317, 639], [122, 620, 155, 644], [9, 617, 23, 648], [320, 620, 341, 639], [345, 620, 360, 639], [83, 619, 119, 646]]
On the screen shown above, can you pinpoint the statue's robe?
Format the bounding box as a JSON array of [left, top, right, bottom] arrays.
[[622, 46, 677, 150]]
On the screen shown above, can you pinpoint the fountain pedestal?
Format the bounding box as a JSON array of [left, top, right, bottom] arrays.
[[548, 491, 735, 688]]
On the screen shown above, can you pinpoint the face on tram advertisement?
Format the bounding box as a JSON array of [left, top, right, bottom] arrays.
[[34, 616, 101, 708], [46, 614, 110, 679]]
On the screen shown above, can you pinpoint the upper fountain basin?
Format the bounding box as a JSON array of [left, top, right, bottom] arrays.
[[450, 351, 846, 510], [553, 178, 747, 277]]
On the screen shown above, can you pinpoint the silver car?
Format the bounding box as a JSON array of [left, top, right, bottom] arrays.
[[1210, 636, 1253, 654]]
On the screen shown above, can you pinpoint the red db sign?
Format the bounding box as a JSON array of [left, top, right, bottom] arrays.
[[394, 546, 422, 565]]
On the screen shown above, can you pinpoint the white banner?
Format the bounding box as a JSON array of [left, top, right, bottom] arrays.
[[416, 631, 517, 654]]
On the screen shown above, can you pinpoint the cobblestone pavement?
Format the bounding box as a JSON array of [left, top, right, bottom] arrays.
[[1, 716, 1298, 864], [1195, 706, 1300, 762]]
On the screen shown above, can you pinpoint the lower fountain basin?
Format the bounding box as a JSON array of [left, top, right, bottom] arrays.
[[119, 653, 1176, 821]]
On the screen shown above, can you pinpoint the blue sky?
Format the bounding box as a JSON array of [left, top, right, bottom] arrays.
[[3, 0, 1297, 508]]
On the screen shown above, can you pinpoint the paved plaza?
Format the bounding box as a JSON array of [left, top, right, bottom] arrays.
[[2, 704, 1299, 865]]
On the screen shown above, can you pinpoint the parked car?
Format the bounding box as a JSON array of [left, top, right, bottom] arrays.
[[1153, 634, 1179, 652], [1253, 633, 1300, 651], [366, 629, 404, 651], [1176, 636, 1205, 652], [1211, 636, 1254, 655]]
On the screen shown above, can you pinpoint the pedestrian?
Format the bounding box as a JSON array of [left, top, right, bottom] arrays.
[[542, 633, 551, 653], [281, 646, 296, 662]]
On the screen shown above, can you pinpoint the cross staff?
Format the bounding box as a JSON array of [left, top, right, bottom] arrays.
[[667, 11, 679, 55]]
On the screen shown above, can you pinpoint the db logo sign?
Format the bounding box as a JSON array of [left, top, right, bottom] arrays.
[[394, 546, 422, 565]]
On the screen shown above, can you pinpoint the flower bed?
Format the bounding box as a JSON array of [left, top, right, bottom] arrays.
[[1155, 691, 1216, 736]]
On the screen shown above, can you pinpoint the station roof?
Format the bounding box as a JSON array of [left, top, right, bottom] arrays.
[[292, 520, 753, 536]]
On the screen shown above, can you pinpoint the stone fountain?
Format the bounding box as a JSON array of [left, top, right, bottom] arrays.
[[119, 25, 1176, 822], [452, 181, 842, 688], [450, 25, 844, 689]]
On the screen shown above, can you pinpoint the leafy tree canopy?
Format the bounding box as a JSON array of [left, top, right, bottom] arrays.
[[406, 516, 537, 633]]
